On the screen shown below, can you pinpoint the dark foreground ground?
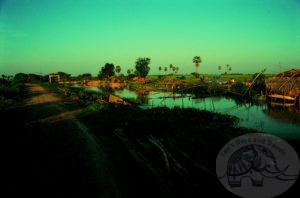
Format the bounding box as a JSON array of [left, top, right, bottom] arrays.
[[1, 83, 299, 198]]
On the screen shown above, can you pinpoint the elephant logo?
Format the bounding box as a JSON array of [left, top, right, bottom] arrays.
[[223, 144, 297, 188], [216, 133, 300, 198]]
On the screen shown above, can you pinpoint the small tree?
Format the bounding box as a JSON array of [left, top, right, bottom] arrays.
[[78, 73, 92, 81], [158, 66, 162, 75], [218, 66, 222, 74], [126, 69, 135, 80], [164, 67, 168, 75], [57, 71, 71, 82], [115, 66, 121, 76], [98, 63, 115, 80], [252, 73, 266, 93], [135, 57, 151, 78], [13, 73, 28, 83], [230, 82, 247, 94]]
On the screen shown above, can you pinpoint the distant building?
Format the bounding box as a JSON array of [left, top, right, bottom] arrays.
[[48, 74, 60, 84]]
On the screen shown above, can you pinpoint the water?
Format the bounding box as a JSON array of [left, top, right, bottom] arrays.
[[113, 89, 300, 140]]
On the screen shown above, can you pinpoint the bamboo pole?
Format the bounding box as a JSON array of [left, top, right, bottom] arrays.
[[243, 68, 266, 96]]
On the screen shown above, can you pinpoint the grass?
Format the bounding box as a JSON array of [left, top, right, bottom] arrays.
[[148, 73, 273, 82]]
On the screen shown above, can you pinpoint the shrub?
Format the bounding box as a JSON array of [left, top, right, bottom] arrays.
[[230, 82, 247, 94]]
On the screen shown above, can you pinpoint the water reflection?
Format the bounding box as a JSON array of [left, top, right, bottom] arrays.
[[126, 89, 299, 139], [93, 87, 300, 139]]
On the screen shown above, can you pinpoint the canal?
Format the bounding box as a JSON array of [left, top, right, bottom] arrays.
[[113, 89, 300, 140]]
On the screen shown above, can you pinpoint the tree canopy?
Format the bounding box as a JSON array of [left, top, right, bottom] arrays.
[[115, 66, 121, 75], [193, 56, 202, 67], [56, 71, 71, 81], [193, 56, 202, 73], [135, 57, 151, 78], [98, 63, 115, 79], [78, 73, 92, 80]]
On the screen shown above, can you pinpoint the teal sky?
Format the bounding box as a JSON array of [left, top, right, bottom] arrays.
[[0, 0, 300, 76]]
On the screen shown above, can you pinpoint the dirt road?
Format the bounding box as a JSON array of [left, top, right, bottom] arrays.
[[2, 83, 119, 198]]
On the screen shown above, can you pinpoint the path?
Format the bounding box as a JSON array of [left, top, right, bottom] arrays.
[[2, 83, 119, 198]]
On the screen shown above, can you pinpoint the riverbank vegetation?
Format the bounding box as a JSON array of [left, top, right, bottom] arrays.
[[0, 74, 27, 109]]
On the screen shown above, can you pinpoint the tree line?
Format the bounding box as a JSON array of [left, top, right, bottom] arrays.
[[3, 55, 206, 84]]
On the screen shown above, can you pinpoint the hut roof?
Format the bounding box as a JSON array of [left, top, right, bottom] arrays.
[[273, 69, 300, 78], [266, 69, 300, 96]]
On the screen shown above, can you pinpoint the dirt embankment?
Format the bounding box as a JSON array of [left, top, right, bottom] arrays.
[[2, 83, 118, 198]]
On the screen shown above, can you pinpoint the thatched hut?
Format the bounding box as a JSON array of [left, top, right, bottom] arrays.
[[266, 69, 300, 97]]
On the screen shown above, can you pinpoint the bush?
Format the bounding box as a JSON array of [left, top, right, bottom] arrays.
[[0, 79, 24, 110], [177, 75, 186, 80], [191, 72, 200, 78], [87, 102, 108, 111], [230, 82, 247, 94], [0, 96, 14, 110]]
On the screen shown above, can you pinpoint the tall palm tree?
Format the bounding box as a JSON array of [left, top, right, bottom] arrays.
[[172, 67, 176, 75], [193, 56, 202, 73], [218, 66, 222, 75], [169, 64, 173, 69], [158, 66, 162, 75], [164, 67, 168, 75], [175, 67, 179, 74], [226, 64, 229, 73]]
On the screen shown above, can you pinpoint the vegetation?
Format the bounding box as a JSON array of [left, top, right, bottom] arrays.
[[98, 63, 115, 79], [56, 71, 71, 82], [77, 73, 92, 81], [135, 57, 151, 78], [0, 74, 26, 110], [192, 56, 202, 73], [252, 73, 266, 93], [230, 82, 248, 94], [115, 65, 121, 76]]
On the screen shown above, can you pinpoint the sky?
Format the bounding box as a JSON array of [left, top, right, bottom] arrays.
[[0, 0, 300, 76]]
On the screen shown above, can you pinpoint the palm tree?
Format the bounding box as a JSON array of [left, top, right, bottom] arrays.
[[164, 67, 168, 75], [158, 66, 162, 75], [127, 69, 131, 76], [175, 67, 179, 74], [115, 66, 121, 76], [226, 64, 229, 75], [169, 64, 173, 69], [193, 56, 202, 73], [218, 66, 222, 75], [172, 67, 176, 75]]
